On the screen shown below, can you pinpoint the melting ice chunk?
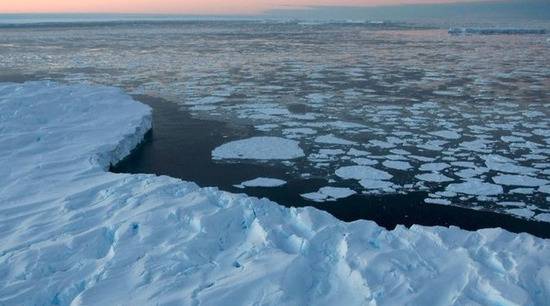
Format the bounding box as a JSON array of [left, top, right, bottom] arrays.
[[492, 175, 549, 187], [382, 160, 412, 171], [416, 173, 454, 183], [301, 187, 357, 202], [447, 180, 503, 196], [212, 137, 305, 160], [236, 177, 287, 188], [335, 165, 393, 180], [429, 130, 461, 140]]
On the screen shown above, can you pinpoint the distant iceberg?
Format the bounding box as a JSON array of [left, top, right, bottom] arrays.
[[449, 27, 547, 35]]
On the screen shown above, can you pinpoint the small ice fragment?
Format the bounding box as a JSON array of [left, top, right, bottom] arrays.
[[424, 198, 452, 205]]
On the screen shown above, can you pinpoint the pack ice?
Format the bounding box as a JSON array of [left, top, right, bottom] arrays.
[[1, 82, 549, 306]]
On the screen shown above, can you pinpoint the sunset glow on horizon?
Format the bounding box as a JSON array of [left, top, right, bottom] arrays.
[[0, 0, 491, 15]]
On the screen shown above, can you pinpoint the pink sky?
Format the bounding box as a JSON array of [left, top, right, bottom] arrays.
[[0, 0, 487, 15]]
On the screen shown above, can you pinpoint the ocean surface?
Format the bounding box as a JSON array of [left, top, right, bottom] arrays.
[[1, 15, 549, 234]]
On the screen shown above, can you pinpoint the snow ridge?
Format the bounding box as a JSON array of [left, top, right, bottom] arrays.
[[0, 82, 549, 306]]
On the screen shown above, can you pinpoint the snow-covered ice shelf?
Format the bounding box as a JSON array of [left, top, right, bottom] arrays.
[[1, 82, 549, 305]]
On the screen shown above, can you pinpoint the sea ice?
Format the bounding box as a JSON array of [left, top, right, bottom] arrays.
[[535, 213, 550, 222], [335, 165, 393, 180], [419, 162, 450, 172], [538, 185, 550, 194], [315, 134, 357, 145], [430, 130, 461, 140], [212, 137, 305, 160], [359, 179, 394, 189], [301, 187, 356, 202], [506, 208, 535, 219], [351, 158, 378, 166], [447, 181, 504, 196], [492, 175, 549, 187], [237, 177, 287, 188], [382, 160, 412, 170], [424, 198, 452, 205], [416, 173, 454, 183]]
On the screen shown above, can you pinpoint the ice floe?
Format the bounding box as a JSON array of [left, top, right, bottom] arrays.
[[212, 136, 305, 160], [236, 177, 287, 188], [430, 130, 461, 140], [335, 165, 393, 180], [447, 181, 504, 196], [492, 175, 549, 187], [382, 160, 412, 171], [301, 187, 357, 202], [314, 134, 356, 145], [419, 162, 450, 172], [416, 173, 454, 183], [424, 198, 452, 205]]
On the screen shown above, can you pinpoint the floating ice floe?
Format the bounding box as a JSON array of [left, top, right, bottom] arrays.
[[506, 208, 536, 219], [212, 136, 305, 160], [424, 198, 452, 205], [419, 162, 450, 172], [539, 185, 550, 194], [301, 186, 356, 202], [283, 127, 317, 136], [455, 167, 488, 179], [485, 160, 537, 175], [382, 160, 412, 171], [359, 179, 395, 190], [351, 158, 378, 166], [416, 173, 454, 183], [430, 130, 461, 140], [236, 177, 287, 188], [335, 165, 393, 181], [314, 134, 356, 145], [492, 175, 549, 187], [535, 213, 550, 222], [447, 181, 504, 196]]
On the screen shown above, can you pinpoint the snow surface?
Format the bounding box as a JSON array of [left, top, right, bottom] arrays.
[[212, 136, 305, 160], [1, 82, 549, 306]]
